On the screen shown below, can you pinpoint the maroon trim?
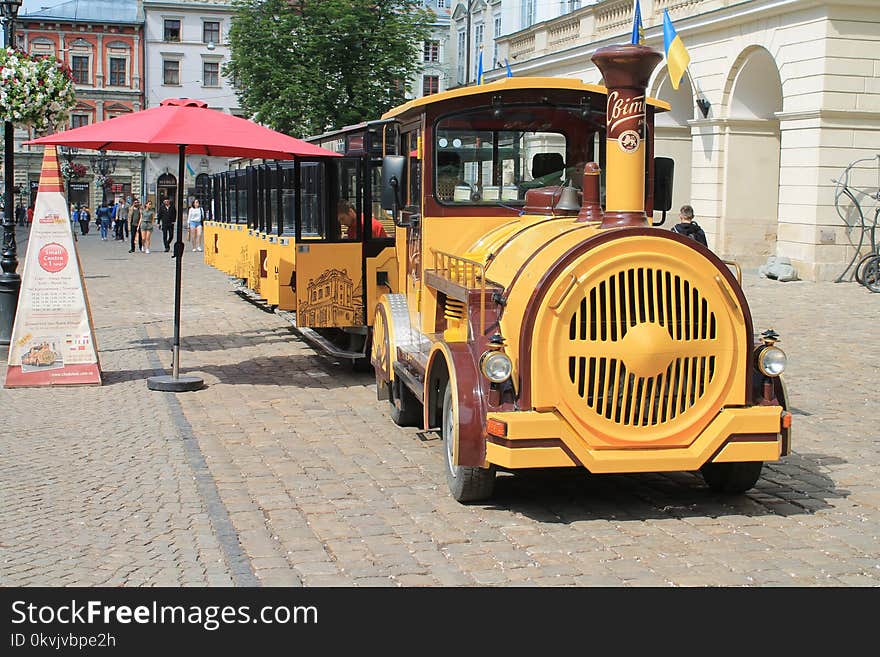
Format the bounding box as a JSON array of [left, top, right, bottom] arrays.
[[487, 436, 583, 467], [431, 342, 487, 467], [516, 228, 754, 408]]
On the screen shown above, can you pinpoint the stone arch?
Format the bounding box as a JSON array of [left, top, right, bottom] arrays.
[[726, 46, 783, 118], [718, 46, 783, 264]]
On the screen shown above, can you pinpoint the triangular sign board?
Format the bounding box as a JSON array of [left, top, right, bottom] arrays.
[[5, 146, 102, 387]]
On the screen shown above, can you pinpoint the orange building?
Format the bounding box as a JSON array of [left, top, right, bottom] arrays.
[[16, 1, 144, 210]]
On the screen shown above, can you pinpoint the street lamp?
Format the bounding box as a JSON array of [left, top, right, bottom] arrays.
[[90, 149, 117, 204], [0, 0, 23, 348]]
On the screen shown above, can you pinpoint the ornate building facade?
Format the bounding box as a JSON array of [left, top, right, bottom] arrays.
[[463, 0, 880, 282], [142, 0, 237, 211], [16, 0, 144, 211]]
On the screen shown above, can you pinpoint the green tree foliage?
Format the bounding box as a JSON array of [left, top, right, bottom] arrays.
[[226, 0, 433, 137]]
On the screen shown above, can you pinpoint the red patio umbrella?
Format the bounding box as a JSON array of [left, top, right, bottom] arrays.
[[28, 98, 340, 392]]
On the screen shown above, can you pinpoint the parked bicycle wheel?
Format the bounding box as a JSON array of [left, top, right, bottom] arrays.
[[855, 252, 878, 286], [863, 254, 880, 293]]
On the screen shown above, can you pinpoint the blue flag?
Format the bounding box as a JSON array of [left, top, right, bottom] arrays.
[[505, 58, 513, 78], [476, 47, 484, 85], [186, 161, 195, 177], [631, 0, 645, 45]]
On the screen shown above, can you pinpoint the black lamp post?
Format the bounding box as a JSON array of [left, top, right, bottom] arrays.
[[59, 145, 78, 205], [90, 149, 116, 204], [0, 0, 23, 348]]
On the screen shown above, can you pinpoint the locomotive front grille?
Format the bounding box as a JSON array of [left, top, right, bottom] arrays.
[[562, 266, 722, 429]]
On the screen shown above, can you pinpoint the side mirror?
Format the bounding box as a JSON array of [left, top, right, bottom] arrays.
[[380, 155, 408, 226], [652, 156, 674, 226]]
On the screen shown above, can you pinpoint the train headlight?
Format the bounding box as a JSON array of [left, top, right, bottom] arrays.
[[480, 351, 512, 383], [757, 346, 786, 377]]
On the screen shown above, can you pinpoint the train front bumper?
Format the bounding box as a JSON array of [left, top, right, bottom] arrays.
[[484, 405, 786, 472]]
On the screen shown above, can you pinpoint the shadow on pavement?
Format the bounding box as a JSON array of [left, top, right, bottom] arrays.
[[480, 451, 845, 521], [130, 327, 298, 352], [172, 354, 373, 388]]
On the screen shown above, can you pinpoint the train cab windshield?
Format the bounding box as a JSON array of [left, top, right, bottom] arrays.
[[433, 104, 603, 207]]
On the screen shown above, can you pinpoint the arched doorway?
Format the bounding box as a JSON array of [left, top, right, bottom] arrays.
[[720, 47, 783, 264], [652, 71, 694, 224], [157, 173, 177, 204]]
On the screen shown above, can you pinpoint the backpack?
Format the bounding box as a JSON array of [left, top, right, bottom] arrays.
[[672, 221, 708, 247]]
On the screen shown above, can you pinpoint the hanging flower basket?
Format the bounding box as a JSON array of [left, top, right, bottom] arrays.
[[60, 160, 87, 181], [0, 47, 77, 133]]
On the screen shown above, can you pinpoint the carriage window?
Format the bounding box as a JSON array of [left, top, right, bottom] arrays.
[[298, 162, 324, 237], [435, 105, 598, 206]]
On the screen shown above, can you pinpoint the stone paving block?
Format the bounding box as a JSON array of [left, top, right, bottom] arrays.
[[5, 235, 880, 590]]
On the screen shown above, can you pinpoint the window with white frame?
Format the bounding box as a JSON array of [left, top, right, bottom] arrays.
[[164, 19, 181, 42], [456, 29, 465, 84], [423, 40, 439, 63], [493, 14, 501, 67], [109, 57, 126, 86], [203, 61, 220, 87], [422, 75, 439, 96], [71, 55, 89, 84], [163, 59, 180, 85], [473, 23, 483, 79], [522, 0, 536, 28], [203, 21, 220, 45]]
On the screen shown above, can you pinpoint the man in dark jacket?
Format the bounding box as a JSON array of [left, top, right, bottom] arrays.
[[671, 204, 708, 247], [157, 197, 177, 252]]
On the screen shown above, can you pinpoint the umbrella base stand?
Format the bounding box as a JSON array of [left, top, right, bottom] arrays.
[[147, 374, 204, 392]]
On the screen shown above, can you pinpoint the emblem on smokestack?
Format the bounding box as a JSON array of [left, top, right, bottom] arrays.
[[591, 44, 662, 229]]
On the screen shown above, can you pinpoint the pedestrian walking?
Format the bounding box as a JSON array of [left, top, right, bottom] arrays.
[[157, 197, 176, 253], [15, 201, 26, 226], [129, 199, 143, 253], [138, 199, 156, 254], [26, 205, 34, 227], [187, 198, 204, 252], [114, 197, 130, 241], [79, 205, 91, 235], [671, 204, 709, 248], [97, 201, 113, 241]]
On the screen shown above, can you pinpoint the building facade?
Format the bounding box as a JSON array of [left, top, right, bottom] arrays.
[[414, 1, 453, 98], [142, 0, 237, 211], [16, 0, 144, 212], [480, 0, 880, 281]]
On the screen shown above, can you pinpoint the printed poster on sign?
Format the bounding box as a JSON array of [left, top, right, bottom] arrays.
[[5, 146, 102, 387]]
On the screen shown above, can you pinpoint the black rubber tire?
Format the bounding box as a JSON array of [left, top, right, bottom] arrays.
[[442, 381, 495, 502], [389, 377, 422, 427], [855, 252, 877, 285], [700, 461, 763, 494], [862, 255, 880, 293]]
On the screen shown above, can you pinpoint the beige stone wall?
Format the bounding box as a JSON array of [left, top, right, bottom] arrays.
[[491, 0, 880, 280]]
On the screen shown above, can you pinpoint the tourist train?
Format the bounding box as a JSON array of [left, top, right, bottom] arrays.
[[204, 44, 791, 502]]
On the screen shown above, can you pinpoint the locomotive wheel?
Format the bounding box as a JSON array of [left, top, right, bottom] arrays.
[[700, 461, 763, 494], [389, 377, 422, 427], [442, 381, 495, 502]]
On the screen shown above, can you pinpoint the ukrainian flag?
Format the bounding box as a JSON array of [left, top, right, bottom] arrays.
[[476, 47, 484, 85], [662, 9, 690, 90], [631, 0, 645, 45], [186, 161, 196, 177]]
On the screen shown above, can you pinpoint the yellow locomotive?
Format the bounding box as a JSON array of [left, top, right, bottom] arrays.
[[372, 44, 790, 501], [207, 44, 791, 502]]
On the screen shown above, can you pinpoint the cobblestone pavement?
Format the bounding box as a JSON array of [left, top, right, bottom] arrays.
[[2, 224, 878, 587]]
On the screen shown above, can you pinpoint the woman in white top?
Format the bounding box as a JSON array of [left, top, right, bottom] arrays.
[[187, 198, 205, 252]]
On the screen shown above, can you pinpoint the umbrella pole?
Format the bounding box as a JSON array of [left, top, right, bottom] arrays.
[[147, 144, 204, 392]]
